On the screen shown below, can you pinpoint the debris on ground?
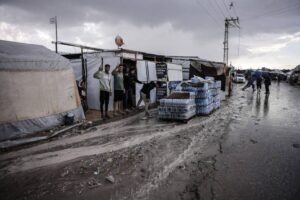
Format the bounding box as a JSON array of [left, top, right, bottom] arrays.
[[105, 175, 115, 184]]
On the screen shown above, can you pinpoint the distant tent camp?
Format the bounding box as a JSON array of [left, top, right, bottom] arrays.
[[0, 40, 85, 141]]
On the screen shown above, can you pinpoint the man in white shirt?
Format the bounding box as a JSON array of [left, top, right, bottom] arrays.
[[94, 64, 112, 119]]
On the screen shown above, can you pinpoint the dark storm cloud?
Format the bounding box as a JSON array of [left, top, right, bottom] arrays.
[[1, 0, 300, 67], [1, 0, 299, 34]]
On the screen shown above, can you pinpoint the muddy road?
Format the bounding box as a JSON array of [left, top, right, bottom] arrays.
[[0, 82, 299, 200]]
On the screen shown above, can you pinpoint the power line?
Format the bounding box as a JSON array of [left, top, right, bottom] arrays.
[[213, 0, 227, 18], [207, 0, 225, 20], [195, 0, 223, 30], [244, 3, 300, 21], [222, 0, 232, 18], [230, 1, 238, 17]]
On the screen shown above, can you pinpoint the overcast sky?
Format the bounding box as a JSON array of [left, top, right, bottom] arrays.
[[0, 0, 299, 69]]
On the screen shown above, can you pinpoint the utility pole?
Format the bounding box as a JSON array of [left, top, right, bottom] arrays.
[[223, 17, 239, 65], [50, 16, 58, 53]]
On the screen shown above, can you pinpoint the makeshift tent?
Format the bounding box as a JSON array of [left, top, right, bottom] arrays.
[[0, 40, 85, 141], [171, 57, 225, 80], [171, 57, 195, 80], [70, 52, 121, 111], [190, 60, 225, 77], [69, 52, 158, 111]]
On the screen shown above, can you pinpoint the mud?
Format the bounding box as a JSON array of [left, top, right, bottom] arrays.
[[0, 82, 299, 200]]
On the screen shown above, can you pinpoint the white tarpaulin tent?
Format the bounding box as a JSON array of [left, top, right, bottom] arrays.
[[0, 40, 85, 141]]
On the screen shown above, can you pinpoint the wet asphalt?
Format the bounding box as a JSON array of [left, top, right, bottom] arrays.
[[211, 82, 300, 200]]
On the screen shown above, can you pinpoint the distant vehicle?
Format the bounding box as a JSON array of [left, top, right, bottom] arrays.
[[233, 73, 246, 83], [289, 71, 300, 85]]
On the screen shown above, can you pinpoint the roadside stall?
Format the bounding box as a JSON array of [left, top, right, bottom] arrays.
[[64, 48, 160, 113]]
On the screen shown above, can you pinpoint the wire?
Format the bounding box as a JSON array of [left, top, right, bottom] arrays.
[[194, 0, 223, 30], [213, 0, 227, 18], [231, 1, 238, 17], [237, 28, 240, 57], [207, 0, 225, 21], [206, 0, 225, 19], [222, 0, 232, 18], [244, 3, 300, 21]]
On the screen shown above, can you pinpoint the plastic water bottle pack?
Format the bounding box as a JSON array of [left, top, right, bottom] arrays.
[[158, 91, 196, 121]]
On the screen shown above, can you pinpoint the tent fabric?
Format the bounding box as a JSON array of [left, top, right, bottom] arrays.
[[70, 54, 121, 110], [136, 60, 158, 82], [171, 59, 190, 80], [0, 40, 70, 71], [0, 69, 81, 122], [0, 107, 84, 141], [167, 63, 183, 81], [190, 60, 225, 77], [0, 40, 85, 141]]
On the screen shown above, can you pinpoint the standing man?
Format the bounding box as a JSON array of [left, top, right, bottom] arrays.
[[277, 75, 281, 85], [112, 64, 125, 115], [137, 81, 158, 119], [129, 68, 138, 108], [264, 74, 271, 94], [93, 64, 112, 120], [124, 67, 138, 111], [256, 76, 262, 93], [123, 66, 132, 112]]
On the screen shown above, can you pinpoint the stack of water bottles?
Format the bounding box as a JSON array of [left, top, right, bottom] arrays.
[[179, 76, 221, 115], [204, 77, 222, 110], [158, 91, 196, 121], [212, 80, 222, 110]]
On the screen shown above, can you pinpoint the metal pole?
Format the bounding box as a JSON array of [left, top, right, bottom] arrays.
[[223, 18, 229, 65], [81, 48, 84, 82], [225, 21, 229, 65], [55, 16, 58, 53]]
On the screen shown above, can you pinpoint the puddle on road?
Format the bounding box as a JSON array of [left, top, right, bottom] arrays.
[[292, 144, 300, 148]]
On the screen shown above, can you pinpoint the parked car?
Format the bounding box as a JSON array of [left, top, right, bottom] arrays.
[[233, 73, 246, 83]]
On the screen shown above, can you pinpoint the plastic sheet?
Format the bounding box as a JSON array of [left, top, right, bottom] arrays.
[[0, 41, 85, 141]]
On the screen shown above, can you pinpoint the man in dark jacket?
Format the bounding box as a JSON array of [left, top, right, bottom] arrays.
[[264, 74, 271, 94], [256, 76, 262, 93], [137, 81, 158, 119]]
